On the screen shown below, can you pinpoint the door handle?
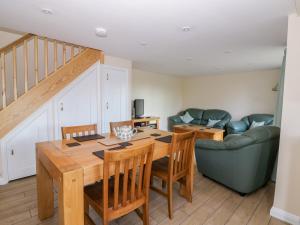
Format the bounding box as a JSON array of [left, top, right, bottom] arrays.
[[11, 149, 14, 156], [60, 102, 64, 111], [106, 102, 109, 110]]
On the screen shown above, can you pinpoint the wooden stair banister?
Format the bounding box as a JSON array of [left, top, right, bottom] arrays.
[[0, 34, 33, 53], [0, 33, 104, 138]]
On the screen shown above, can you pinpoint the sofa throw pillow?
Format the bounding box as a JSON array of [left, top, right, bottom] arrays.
[[207, 119, 221, 127], [249, 121, 265, 129], [180, 112, 194, 123]]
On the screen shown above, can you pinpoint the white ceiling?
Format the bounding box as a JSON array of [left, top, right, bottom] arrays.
[[0, 0, 296, 76]]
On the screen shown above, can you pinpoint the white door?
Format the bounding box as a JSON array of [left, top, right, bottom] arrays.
[[102, 66, 129, 133], [55, 67, 99, 138], [6, 107, 51, 180]]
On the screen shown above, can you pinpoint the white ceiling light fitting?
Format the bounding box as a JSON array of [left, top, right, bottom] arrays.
[[186, 57, 193, 61], [224, 50, 233, 54], [181, 26, 192, 32], [41, 8, 53, 15], [139, 41, 148, 47], [95, 27, 107, 38]]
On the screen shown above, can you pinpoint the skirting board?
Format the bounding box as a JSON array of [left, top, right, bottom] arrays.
[[0, 177, 8, 185], [270, 207, 300, 225]]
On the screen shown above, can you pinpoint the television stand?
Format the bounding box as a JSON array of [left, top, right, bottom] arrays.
[[132, 117, 160, 129]]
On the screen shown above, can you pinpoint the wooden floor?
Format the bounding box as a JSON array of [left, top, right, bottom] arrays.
[[0, 171, 289, 225]]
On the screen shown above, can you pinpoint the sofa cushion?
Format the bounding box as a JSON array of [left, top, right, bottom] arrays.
[[190, 119, 202, 125], [249, 121, 265, 129], [242, 114, 274, 127], [207, 119, 221, 127], [180, 111, 194, 123], [201, 109, 230, 125], [185, 108, 204, 120]]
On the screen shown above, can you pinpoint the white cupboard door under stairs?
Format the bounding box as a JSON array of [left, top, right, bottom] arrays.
[[54, 66, 99, 139], [6, 106, 52, 181], [101, 66, 129, 133]]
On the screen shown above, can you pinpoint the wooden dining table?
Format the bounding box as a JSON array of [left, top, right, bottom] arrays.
[[36, 128, 194, 225]]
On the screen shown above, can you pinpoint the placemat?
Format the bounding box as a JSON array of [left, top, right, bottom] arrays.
[[119, 142, 133, 147], [66, 142, 81, 147], [155, 135, 173, 143], [109, 146, 126, 150], [93, 146, 126, 159], [93, 150, 104, 159], [73, 134, 105, 142], [150, 133, 161, 137]]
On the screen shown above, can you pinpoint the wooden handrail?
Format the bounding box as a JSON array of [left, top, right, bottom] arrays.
[[0, 34, 33, 53], [0, 33, 90, 111]]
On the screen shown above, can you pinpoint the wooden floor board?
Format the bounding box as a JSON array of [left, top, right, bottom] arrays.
[[225, 186, 267, 225], [0, 174, 290, 225]]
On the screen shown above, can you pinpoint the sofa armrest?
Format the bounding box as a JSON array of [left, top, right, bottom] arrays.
[[195, 139, 228, 150], [195, 135, 253, 150], [226, 121, 248, 134], [168, 115, 183, 131], [169, 115, 182, 123]]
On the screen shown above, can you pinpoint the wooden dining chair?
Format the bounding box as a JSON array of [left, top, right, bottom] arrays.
[[109, 120, 134, 134], [84, 143, 154, 225], [150, 131, 196, 219], [61, 124, 97, 139]]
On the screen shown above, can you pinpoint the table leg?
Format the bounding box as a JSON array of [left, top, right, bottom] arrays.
[[37, 158, 54, 220], [58, 168, 84, 225]]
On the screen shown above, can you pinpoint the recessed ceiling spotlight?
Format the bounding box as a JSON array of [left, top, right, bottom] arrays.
[[214, 66, 221, 70], [95, 27, 107, 38], [181, 26, 192, 32], [224, 50, 233, 54], [139, 41, 148, 47], [41, 8, 53, 15], [186, 57, 193, 61]]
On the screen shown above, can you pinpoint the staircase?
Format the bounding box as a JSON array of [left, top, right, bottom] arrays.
[[0, 34, 104, 138]]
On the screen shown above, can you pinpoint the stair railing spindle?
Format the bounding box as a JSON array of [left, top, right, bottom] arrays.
[[1, 53, 6, 108]]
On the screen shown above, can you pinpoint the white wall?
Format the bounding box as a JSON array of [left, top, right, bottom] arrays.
[[182, 69, 280, 120], [0, 30, 22, 48], [272, 14, 300, 223], [132, 69, 183, 130]]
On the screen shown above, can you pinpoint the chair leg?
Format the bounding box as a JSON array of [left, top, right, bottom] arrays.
[[185, 176, 192, 202], [143, 202, 149, 225], [167, 181, 173, 219]]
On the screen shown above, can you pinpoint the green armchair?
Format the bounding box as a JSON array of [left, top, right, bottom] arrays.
[[226, 114, 273, 134], [168, 108, 231, 131], [194, 126, 280, 195]]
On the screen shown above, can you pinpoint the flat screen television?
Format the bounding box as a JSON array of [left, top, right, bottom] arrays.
[[134, 99, 144, 118]]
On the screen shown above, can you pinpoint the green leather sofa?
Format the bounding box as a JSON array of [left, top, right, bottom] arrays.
[[168, 108, 231, 131], [194, 126, 280, 195], [226, 114, 273, 134]]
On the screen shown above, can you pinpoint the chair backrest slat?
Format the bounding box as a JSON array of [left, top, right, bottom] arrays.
[[113, 161, 120, 210], [110, 120, 134, 134], [61, 124, 97, 139], [130, 156, 138, 202], [137, 154, 145, 198], [122, 159, 130, 207], [103, 142, 154, 218], [169, 131, 196, 180]]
